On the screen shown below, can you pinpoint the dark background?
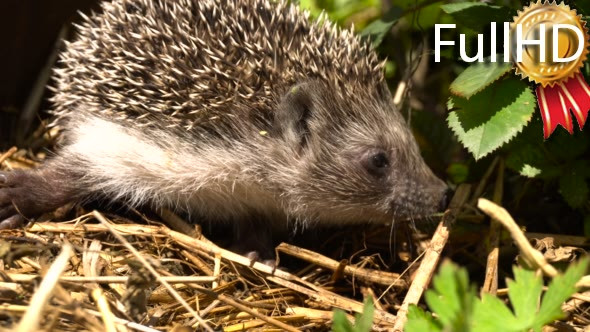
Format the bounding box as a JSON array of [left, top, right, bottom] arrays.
[[0, 0, 99, 149]]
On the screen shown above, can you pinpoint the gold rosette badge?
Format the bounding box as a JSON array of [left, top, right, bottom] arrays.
[[511, 1, 590, 138]]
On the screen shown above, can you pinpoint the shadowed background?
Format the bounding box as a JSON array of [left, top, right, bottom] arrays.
[[0, 0, 99, 149]]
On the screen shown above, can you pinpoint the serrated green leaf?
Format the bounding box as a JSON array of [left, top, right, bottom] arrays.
[[405, 305, 442, 332], [332, 309, 354, 332], [354, 296, 374, 332], [331, 297, 374, 332], [559, 172, 589, 208], [533, 258, 589, 331], [507, 268, 543, 325], [450, 59, 512, 99], [505, 144, 553, 178], [447, 78, 536, 160], [424, 261, 475, 330], [360, 6, 403, 47], [441, 2, 514, 31], [472, 294, 522, 332]]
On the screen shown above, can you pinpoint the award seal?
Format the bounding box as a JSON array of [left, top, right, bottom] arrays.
[[511, 1, 590, 138]]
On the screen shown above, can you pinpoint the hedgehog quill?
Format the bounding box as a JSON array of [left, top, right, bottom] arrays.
[[0, 0, 450, 258]]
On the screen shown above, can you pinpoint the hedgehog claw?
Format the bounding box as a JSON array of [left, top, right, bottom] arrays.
[[0, 186, 21, 228], [243, 251, 277, 268], [0, 215, 24, 230]]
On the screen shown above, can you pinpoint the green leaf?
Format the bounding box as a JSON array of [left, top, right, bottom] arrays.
[[450, 59, 513, 99], [354, 296, 374, 332], [447, 78, 536, 160], [505, 143, 555, 178], [331, 297, 374, 332], [507, 268, 543, 325], [332, 309, 354, 332], [423, 261, 475, 330], [559, 172, 589, 208], [441, 2, 514, 31], [405, 305, 442, 332], [472, 294, 522, 332], [447, 163, 469, 183], [360, 6, 403, 47], [408, 2, 442, 29], [533, 258, 589, 331]]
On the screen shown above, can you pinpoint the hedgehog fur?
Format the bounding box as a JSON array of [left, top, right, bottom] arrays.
[[0, 0, 448, 250]]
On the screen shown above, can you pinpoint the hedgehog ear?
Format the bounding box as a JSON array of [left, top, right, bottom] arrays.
[[274, 82, 315, 151]]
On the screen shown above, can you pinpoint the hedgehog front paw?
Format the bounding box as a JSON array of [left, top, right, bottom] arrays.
[[229, 242, 278, 267], [243, 250, 277, 268], [0, 170, 63, 229], [0, 172, 28, 229]]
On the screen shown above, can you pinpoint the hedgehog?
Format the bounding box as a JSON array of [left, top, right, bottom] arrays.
[[0, 0, 450, 257]]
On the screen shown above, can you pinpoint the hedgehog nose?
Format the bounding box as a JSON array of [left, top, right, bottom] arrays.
[[438, 188, 454, 212]]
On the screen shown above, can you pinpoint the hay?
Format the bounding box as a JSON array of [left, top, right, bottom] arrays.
[[0, 146, 588, 331]]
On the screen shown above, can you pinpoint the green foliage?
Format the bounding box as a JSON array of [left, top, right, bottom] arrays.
[[406, 259, 589, 332], [332, 297, 375, 332], [447, 78, 536, 160], [303, 0, 590, 211], [559, 172, 590, 208], [449, 59, 512, 99], [440, 2, 514, 31], [298, 0, 380, 25], [423, 261, 476, 330], [360, 6, 402, 46], [504, 118, 590, 207]]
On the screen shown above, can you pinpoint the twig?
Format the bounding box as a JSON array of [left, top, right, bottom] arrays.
[[213, 253, 221, 289], [5, 303, 162, 332], [393, 81, 407, 106], [392, 184, 471, 332], [26, 218, 396, 324], [216, 294, 300, 332], [82, 308, 162, 332], [525, 233, 590, 247], [276, 243, 405, 288], [16, 243, 73, 332], [562, 291, 590, 314], [92, 288, 117, 332], [481, 159, 504, 295], [267, 276, 396, 325], [92, 211, 215, 332], [0, 147, 18, 165], [477, 199, 558, 277], [169, 228, 397, 324], [470, 156, 500, 207], [158, 208, 199, 237], [5, 274, 216, 284], [180, 250, 214, 276]]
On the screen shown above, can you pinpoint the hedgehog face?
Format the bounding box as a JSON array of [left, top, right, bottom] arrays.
[[274, 81, 449, 225]]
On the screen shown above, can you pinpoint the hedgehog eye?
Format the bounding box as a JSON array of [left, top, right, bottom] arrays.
[[362, 150, 390, 177]]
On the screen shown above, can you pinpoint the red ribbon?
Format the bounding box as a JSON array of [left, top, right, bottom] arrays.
[[536, 73, 590, 139]]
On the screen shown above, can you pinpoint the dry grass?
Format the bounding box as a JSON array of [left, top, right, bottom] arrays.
[[0, 146, 589, 331]]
